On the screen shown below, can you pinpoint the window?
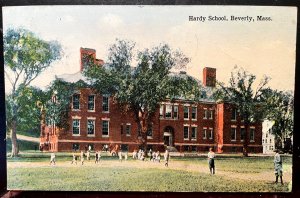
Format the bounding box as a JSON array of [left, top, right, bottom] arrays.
[[88, 95, 95, 111], [72, 119, 80, 135], [165, 105, 172, 119], [250, 128, 255, 142], [102, 120, 109, 136], [209, 128, 213, 139], [203, 128, 207, 139], [191, 127, 197, 139], [72, 94, 80, 110], [240, 127, 245, 141], [173, 106, 178, 119], [262, 139, 264, 143], [159, 105, 164, 118], [192, 107, 197, 120], [266, 133, 268, 138], [265, 139, 268, 143], [231, 127, 236, 141], [102, 96, 109, 112], [270, 139, 272, 143], [184, 106, 189, 119], [126, 124, 131, 135], [231, 109, 237, 120], [147, 124, 153, 137], [72, 143, 79, 151], [184, 126, 189, 139], [209, 110, 213, 119], [203, 109, 207, 119], [87, 120, 95, 135]]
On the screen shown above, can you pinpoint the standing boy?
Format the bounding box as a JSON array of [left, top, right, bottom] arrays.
[[164, 149, 170, 167], [80, 151, 84, 165], [207, 148, 215, 175], [274, 149, 283, 185], [50, 152, 56, 166]]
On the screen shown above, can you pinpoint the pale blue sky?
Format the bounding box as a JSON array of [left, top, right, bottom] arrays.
[[3, 5, 297, 93]]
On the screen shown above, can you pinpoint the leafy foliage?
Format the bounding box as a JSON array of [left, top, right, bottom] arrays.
[[214, 66, 270, 124], [6, 86, 48, 137], [84, 39, 202, 145], [44, 79, 89, 130], [214, 66, 271, 156], [4, 27, 62, 156], [265, 90, 294, 148]]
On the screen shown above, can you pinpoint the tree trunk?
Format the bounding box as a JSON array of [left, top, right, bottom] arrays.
[[242, 124, 249, 157], [10, 119, 19, 157]]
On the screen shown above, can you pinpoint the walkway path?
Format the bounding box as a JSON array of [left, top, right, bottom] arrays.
[[16, 134, 39, 143]]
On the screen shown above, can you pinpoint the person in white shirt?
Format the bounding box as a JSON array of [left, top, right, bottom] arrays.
[[207, 148, 215, 175], [71, 152, 78, 165], [50, 152, 56, 165], [80, 151, 84, 165], [164, 149, 170, 167]]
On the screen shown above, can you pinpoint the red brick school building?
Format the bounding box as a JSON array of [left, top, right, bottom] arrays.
[[40, 48, 263, 153]]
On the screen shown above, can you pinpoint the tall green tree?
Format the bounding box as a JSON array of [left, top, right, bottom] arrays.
[[4, 28, 62, 156], [265, 90, 294, 150], [6, 86, 48, 138], [214, 66, 270, 156], [84, 39, 201, 150]]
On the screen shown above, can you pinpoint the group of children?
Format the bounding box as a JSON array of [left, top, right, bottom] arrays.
[[49, 147, 284, 185], [70, 150, 101, 165], [132, 149, 170, 167]]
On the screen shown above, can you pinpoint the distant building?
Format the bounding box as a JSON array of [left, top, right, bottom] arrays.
[[40, 48, 263, 153], [262, 120, 275, 154]]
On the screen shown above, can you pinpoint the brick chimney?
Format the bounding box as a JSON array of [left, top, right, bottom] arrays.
[[203, 67, 216, 87], [80, 47, 104, 71]]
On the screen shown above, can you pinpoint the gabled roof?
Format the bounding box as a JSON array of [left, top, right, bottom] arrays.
[[55, 68, 216, 102]]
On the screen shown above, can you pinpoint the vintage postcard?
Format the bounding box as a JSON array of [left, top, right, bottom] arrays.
[[3, 5, 296, 192]]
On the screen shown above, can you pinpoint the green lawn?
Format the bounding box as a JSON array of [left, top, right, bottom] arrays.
[[7, 154, 292, 192], [6, 138, 39, 152]]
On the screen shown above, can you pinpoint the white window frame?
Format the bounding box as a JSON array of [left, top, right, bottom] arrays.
[[72, 119, 80, 136], [165, 104, 172, 119], [231, 126, 237, 141], [102, 95, 109, 113], [203, 127, 207, 139], [102, 120, 109, 137], [209, 128, 213, 140], [191, 106, 197, 120], [240, 126, 245, 142], [203, 108, 208, 119], [87, 119, 95, 136], [184, 106, 189, 120], [183, 125, 189, 140], [87, 95, 95, 112], [159, 104, 164, 118], [72, 94, 80, 111], [209, 109, 213, 119], [173, 105, 178, 119], [126, 123, 131, 136], [191, 126, 197, 140]]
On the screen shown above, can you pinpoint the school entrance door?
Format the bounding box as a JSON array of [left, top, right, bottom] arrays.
[[163, 126, 174, 146]]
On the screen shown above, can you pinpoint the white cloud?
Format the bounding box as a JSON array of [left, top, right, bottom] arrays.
[[99, 14, 124, 28]]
